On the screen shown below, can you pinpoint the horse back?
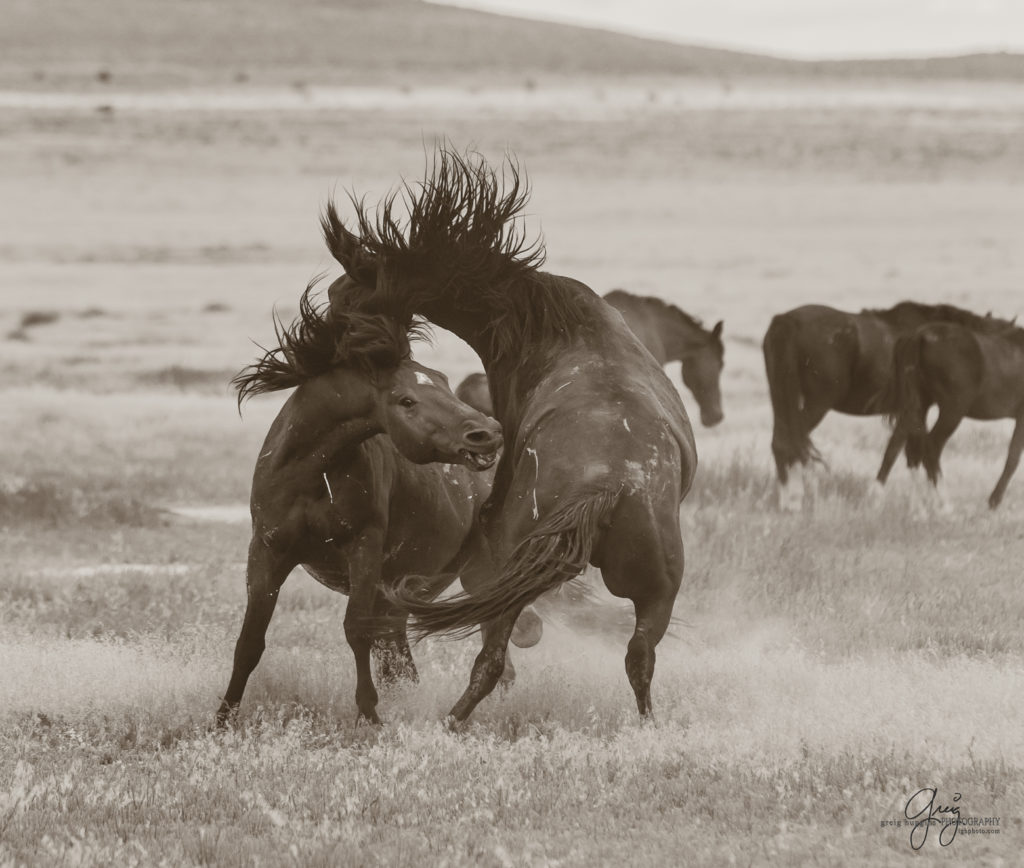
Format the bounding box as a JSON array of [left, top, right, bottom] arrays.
[[509, 297, 696, 508], [918, 323, 1021, 419], [765, 304, 892, 415]]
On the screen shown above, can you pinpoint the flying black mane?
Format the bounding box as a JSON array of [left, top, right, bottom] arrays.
[[233, 280, 413, 408], [867, 301, 1019, 336], [321, 147, 597, 362]]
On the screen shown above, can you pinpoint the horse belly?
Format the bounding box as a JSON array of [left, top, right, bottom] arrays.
[[300, 562, 350, 594]]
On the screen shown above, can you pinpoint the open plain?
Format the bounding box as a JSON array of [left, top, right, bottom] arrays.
[[2, 29, 1024, 866]]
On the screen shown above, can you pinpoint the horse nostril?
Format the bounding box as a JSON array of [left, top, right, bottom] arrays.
[[464, 428, 493, 445]]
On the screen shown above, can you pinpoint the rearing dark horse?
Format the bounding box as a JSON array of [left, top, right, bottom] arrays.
[[323, 148, 696, 723], [217, 285, 512, 725], [762, 301, 1006, 509]]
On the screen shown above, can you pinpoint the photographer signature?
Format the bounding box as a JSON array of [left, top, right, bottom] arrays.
[[905, 788, 961, 849]]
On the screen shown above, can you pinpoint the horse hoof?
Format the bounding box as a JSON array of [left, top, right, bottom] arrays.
[[443, 714, 465, 733], [510, 607, 543, 649], [356, 710, 382, 727]]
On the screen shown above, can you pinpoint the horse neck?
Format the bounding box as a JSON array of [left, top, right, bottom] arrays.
[[660, 311, 707, 362], [278, 371, 384, 461]]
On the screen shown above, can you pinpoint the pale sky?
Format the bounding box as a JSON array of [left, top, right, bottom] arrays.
[[430, 0, 1024, 60]]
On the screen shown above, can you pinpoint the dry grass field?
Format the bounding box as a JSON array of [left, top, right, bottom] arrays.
[[2, 25, 1024, 865]]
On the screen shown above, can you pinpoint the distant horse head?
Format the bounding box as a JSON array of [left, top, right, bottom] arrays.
[[604, 290, 725, 427], [233, 281, 501, 470], [678, 319, 724, 427]]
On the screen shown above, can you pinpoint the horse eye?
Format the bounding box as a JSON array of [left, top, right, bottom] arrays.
[[399, 397, 416, 408]]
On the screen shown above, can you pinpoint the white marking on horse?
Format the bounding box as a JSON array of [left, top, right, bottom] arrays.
[[260, 449, 273, 458], [415, 372, 435, 386], [526, 447, 540, 520], [623, 418, 631, 432], [555, 381, 572, 392], [323, 472, 334, 503]]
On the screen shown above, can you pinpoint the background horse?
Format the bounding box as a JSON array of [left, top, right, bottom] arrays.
[[889, 313, 1024, 509], [322, 148, 696, 724], [605, 289, 724, 427], [455, 371, 492, 416], [454, 289, 725, 425], [217, 286, 514, 725], [762, 301, 1004, 509]]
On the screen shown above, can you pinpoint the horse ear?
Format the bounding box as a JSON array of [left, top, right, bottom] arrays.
[[711, 320, 724, 339], [321, 201, 378, 287]]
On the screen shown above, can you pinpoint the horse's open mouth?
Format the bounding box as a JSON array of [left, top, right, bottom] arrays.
[[460, 449, 497, 471]]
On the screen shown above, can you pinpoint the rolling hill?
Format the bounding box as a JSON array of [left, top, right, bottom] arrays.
[[2, 0, 1021, 90]]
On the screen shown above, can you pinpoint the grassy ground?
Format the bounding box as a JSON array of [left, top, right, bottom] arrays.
[[2, 87, 1023, 865]]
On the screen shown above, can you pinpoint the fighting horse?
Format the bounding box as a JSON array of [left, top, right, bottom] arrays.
[[454, 289, 725, 425], [217, 284, 514, 725], [322, 148, 696, 724], [889, 311, 1024, 509], [762, 301, 1006, 509]]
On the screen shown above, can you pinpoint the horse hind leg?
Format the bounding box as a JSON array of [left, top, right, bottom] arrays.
[[988, 415, 1024, 510], [597, 501, 683, 717], [217, 538, 294, 726]]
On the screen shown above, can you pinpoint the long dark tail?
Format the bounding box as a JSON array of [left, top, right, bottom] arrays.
[[388, 489, 620, 640], [887, 334, 928, 467], [763, 316, 819, 479]]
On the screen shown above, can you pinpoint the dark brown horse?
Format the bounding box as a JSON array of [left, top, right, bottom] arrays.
[[762, 301, 1006, 509], [217, 285, 514, 725], [889, 312, 1024, 509], [322, 148, 696, 724], [454, 290, 725, 425]]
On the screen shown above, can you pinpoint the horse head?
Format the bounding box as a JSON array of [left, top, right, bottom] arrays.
[[680, 320, 725, 427]]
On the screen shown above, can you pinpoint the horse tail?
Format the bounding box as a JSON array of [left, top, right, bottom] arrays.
[[888, 333, 927, 467], [388, 489, 619, 639], [763, 315, 819, 477]]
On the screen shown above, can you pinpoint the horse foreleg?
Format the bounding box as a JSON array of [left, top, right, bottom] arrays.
[[989, 416, 1024, 509], [922, 407, 964, 513], [217, 538, 293, 726], [344, 536, 385, 724]]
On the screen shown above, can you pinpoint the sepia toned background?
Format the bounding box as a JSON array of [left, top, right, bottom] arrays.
[[2, 1, 1022, 864]]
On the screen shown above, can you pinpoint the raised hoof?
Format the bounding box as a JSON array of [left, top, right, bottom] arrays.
[[988, 493, 1003, 510], [510, 607, 543, 649]]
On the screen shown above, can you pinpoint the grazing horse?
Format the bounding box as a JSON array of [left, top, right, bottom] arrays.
[[454, 289, 725, 426], [322, 148, 696, 724], [604, 289, 724, 427], [217, 285, 510, 725], [762, 301, 1006, 509], [889, 312, 1024, 509]]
